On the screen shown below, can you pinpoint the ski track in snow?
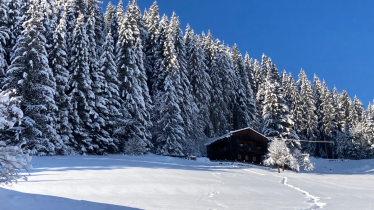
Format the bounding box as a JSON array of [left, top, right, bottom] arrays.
[[200, 172, 228, 210], [244, 169, 266, 176], [281, 177, 327, 210]]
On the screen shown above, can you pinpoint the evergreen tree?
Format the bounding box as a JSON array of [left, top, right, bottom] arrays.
[[99, 30, 127, 153], [68, 13, 98, 154], [340, 89, 355, 128], [255, 54, 268, 130], [215, 41, 235, 134], [244, 53, 256, 95], [171, 12, 201, 153], [252, 58, 261, 95], [297, 69, 318, 154], [104, 2, 119, 49], [7, 0, 29, 59], [116, 2, 153, 155], [5, 1, 59, 155], [319, 81, 336, 158], [116, 0, 124, 27], [312, 74, 323, 139], [49, 11, 73, 155], [153, 14, 185, 156], [231, 44, 256, 129], [353, 96, 365, 123], [203, 31, 225, 136], [186, 33, 213, 138], [0, 0, 9, 86], [144, 1, 160, 97]]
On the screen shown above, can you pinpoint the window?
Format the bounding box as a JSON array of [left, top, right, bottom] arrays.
[[253, 156, 256, 162], [238, 154, 241, 160], [245, 155, 249, 161]]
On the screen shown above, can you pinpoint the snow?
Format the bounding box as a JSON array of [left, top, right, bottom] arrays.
[[1, 155, 374, 210], [204, 127, 268, 146]]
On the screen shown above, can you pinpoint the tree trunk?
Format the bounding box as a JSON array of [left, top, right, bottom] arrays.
[[282, 164, 285, 171], [278, 165, 280, 173]]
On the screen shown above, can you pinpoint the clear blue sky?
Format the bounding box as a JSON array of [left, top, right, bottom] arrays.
[[102, 0, 374, 107]]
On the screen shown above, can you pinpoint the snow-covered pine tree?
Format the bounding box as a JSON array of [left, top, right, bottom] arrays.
[[186, 32, 213, 138], [87, 0, 105, 56], [231, 44, 255, 129], [6, 0, 29, 59], [131, 0, 147, 49], [255, 54, 269, 131], [312, 74, 323, 140], [65, 0, 87, 56], [4, 0, 59, 156], [202, 31, 226, 136], [99, 30, 126, 153], [215, 41, 235, 134], [68, 13, 98, 154], [0, 0, 9, 87], [252, 58, 261, 95], [340, 89, 356, 128], [116, 2, 153, 155], [153, 14, 185, 156], [261, 73, 298, 142], [184, 24, 193, 62], [116, 0, 124, 28], [150, 13, 168, 99], [336, 123, 354, 159], [104, 2, 119, 50], [170, 12, 201, 154], [332, 87, 343, 131], [319, 80, 336, 158], [353, 96, 365, 124], [297, 69, 318, 155], [144, 1, 160, 97], [284, 73, 303, 138], [87, 13, 116, 155], [281, 70, 291, 107], [49, 11, 73, 155], [244, 53, 256, 96]]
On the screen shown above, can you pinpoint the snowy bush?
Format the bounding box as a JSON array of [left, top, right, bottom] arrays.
[[0, 142, 32, 185], [264, 139, 314, 173], [0, 89, 32, 185]]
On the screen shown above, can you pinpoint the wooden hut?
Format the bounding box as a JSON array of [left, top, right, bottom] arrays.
[[205, 127, 268, 164]]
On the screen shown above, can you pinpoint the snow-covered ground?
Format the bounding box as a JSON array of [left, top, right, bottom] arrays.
[[1, 155, 374, 210]]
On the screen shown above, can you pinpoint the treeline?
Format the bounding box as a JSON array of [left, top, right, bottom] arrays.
[[0, 0, 372, 159]]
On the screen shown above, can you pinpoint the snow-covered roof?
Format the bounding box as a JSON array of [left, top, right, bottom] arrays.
[[204, 127, 268, 146]]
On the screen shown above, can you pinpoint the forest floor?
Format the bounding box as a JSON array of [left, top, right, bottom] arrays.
[[1, 154, 374, 210]]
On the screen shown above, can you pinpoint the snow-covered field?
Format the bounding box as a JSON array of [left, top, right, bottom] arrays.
[[1, 155, 373, 210]]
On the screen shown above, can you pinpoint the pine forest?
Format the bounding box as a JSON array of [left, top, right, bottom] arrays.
[[1, 0, 374, 160]]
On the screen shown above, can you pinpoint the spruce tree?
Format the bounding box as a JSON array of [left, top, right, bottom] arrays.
[[153, 14, 185, 156], [5, 1, 59, 155], [68, 13, 97, 154], [0, 0, 9, 86], [244, 53, 256, 95], [170, 12, 201, 153], [116, 2, 153, 155], [99, 30, 127, 153], [104, 2, 119, 49], [231, 44, 256, 129], [313, 74, 323, 140], [49, 11, 73, 155], [215, 41, 234, 134], [186, 33, 213, 138], [297, 69, 318, 154], [353, 96, 365, 123], [319, 81, 336, 158]]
